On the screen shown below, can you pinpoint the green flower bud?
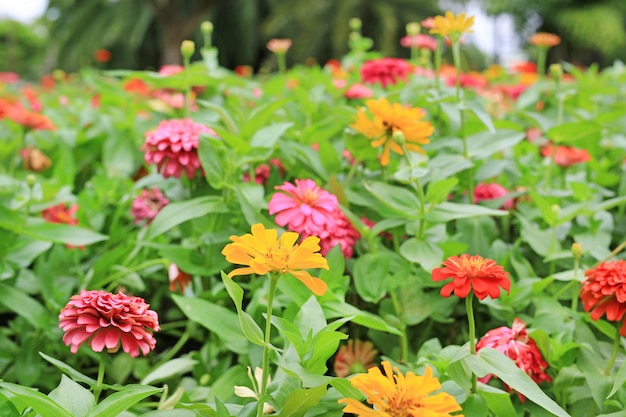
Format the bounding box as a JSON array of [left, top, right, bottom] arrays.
[[180, 40, 195, 59], [406, 22, 420, 36], [201, 21, 213, 35], [349, 17, 362, 31]]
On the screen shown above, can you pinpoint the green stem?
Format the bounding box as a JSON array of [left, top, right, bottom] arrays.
[[543, 87, 564, 192], [183, 55, 192, 117], [571, 256, 579, 311], [342, 158, 361, 188], [604, 324, 621, 375], [277, 53, 287, 75], [93, 352, 107, 403], [389, 289, 409, 363], [451, 42, 462, 101], [553, 280, 576, 300], [257, 273, 279, 417], [401, 145, 427, 239], [537, 46, 547, 79], [466, 293, 477, 393], [100, 258, 169, 290], [434, 38, 442, 93], [451, 41, 473, 203]]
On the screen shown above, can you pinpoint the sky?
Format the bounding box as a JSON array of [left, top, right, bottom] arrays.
[[0, 0, 524, 65]]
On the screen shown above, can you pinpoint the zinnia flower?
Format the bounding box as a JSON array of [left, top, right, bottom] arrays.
[[529, 32, 561, 48], [477, 318, 551, 392], [58, 290, 160, 357], [344, 84, 374, 99], [94, 49, 112, 63], [474, 183, 514, 210], [42, 203, 79, 226], [131, 188, 169, 225], [400, 34, 438, 51], [168, 263, 192, 293], [350, 98, 434, 166], [432, 254, 511, 300], [266, 38, 292, 54], [541, 144, 591, 167], [334, 340, 379, 378], [430, 11, 474, 42], [142, 118, 215, 179], [268, 179, 339, 237], [4, 106, 56, 130], [581, 260, 626, 336], [338, 361, 464, 417], [318, 209, 361, 258], [360, 58, 412, 87], [221, 223, 329, 296]]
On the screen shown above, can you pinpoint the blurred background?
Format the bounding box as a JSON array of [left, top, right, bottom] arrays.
[[1, 0, 625, 78]]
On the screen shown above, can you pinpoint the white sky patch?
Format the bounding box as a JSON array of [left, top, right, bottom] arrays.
[[0, 0, 48, 22]]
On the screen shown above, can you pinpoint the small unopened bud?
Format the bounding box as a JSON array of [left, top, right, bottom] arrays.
[[549, 63, 563, 80], [180, 40, 195, 59], [406, 22, 420, 36], [199, 373, 211, 385], [52, 69, 65, 81], [551, 204, 560, 215], [571, 242, 583, 259], [26, 174, 37, 186], [392, 129, 406, 145], [349, 17, 362, 31], [201, 21, 213, 35]]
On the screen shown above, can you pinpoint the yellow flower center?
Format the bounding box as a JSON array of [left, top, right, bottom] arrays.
[[266, 241, 291, 273], [301, 188, 319, 205]]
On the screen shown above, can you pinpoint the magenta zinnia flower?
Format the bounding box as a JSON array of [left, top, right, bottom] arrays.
[[474, 182, 514, 210], [142, 118, 215, 179], [59, 290, 160, 357], [319, 209, 361, 258], [360, 58, 412, 87], [131, 188, 169, 224], [268, 179, 339, 237]]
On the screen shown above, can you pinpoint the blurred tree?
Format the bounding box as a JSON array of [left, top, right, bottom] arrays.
[[0, 20, 45, 78], [479, 0, 626, 67]]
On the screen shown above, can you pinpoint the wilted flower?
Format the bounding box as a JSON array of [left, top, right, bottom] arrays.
[[529, 32, 561, 48], [20, 145, 52, 172], [131, 188, 169, 225], [477, 318, 551, 396], [168, 263, 192, 293], [350, 98, 434, 166], [541, 144, 591, 167], [268, 179, 339, 237], [432, 254, 511, 300], [222, 223, 329, 295], [581, 260, 626, 336], [142, 118, 215, 179], [474, 182, 514, 210], [338, 361, 464, 417], [58, 290, 160, 357], [266, 38, 292, 54], [400, 34, 438, 51], [430, 11, 474, 42], [344, 83, 374, 99], [334, 340, 379, 378], [360, 58, 412, 87]]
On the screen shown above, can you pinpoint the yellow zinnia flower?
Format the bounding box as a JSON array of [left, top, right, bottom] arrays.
[[350, 98, 434, 166], [338, 361, 464, 417], [430, 11, 474, 42], [221, 223, 329, 295]]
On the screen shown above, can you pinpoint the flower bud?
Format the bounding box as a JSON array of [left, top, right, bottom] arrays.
[[571, 242, 583, 259], [180, 40, 195, 59], [392, 129, 406, 145], [406, 22, 420, 36], [551, 204, 560, 215], [549, 63, 563, 80], [26, 174, 37, 186], [349, 17, 362, 31], [201, 21, 213, 35]]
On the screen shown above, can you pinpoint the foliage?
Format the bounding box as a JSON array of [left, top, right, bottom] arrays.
[[0, 19, 46, 78]]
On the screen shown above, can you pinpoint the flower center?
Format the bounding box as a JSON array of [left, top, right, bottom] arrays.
[[266, 241, 291, 273], [301, 188, 319, 205]]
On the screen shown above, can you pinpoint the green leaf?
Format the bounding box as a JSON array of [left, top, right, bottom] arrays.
[[214, 397, 233, 417], [399, 238, 443, 272], [140, 358, 198, 385], [426, 202, 508, 223], [241, 98, 292, 140], [23, 221, 108, 246], [363, 181, 421, 218], [462, 393, 489, 417], [249, 123, 292, 148], [275, 384, 326, 417], [425, 178, 458, 206], [0, 382, 72, 417], [84, 386, 161, 417], [477, 348, 571, 417], [145, 196, 227, 239], [466, 130, 525, 160], [547, 121, 602, 144], [39, 353, 97, 386], [465, 101, 496, 133], [172, 294, 248, 354], [233, 182, 271, 227], [352, 253, 390, 303], [198, 135, 227, 189], [608, 358, 626, 398], [49, 375, 95, 417], [479, 385, 518, 416], [329, 378, 365, 401], [322, 299, 402, 335], [139, 410, 198, 417], [220, 272, 265, 346], [0, 399, 20, 417], [0, 283, 50, 329]]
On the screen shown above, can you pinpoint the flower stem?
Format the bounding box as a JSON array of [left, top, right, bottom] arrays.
[[401, 145, 427, 239], [571, 256, 579, 311], [100, 258, 169, 290], [277, 53, 287, 75], [466, 293, 477, 393], [183, 55, 192, 118], [257, 273, 279, 417], [543, 85, 564, 192], [604, 324, 621, 375], [451, 42, 462, 101], [434, 38, 442, 93], [389, 289, 409, 363], [537, 46, 547, 79], [93, 352, 107, 403]]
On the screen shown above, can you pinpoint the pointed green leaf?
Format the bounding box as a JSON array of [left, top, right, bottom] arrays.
[[39, 353, 97, 386], [23, 222, 108, 246], [49, 375, 95, 417], [0, 382, 73, 417], [0, 283, 50, 329], [140, 358, 198, 385], [221, 272, 265, 346], [145, 196, 227, 239], [84, 386, 161, 417], [275, 384, 327, 417]]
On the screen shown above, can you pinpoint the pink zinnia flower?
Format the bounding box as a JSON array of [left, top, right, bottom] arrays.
[[131, 188, 169, 224], [268, 179, 339, 237], [541, 144, 591, 167], [360, 58, 412, 87], [319, 209, 361, 258], [344, 83, 373, 99], [477, 318, 551, 398], [400, 34, 438, 51], [59, 290, 160, 357], [142, 118, 216, 179], [474, 183, 514, 210], [243, 158, 285, 185], [158, 65, 184, 76]]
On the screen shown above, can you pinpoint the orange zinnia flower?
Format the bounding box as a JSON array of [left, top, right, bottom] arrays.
[[432, 254, 510, 300], [338, 361, 464, 417], [350, 98, 434, 166], [430, 11, 474, 42], [222, 223, 329, 295], [529, 32, 561, 48], [581, 260, 626, 336]]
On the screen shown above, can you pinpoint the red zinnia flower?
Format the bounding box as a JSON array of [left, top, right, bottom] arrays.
[[42, 203, 79, 226], [474, 182, 514, 210], [94, 49, 112, 63], [124, 78, 151, 96], [432, 254, 511, 300], [334, 339, 379, 378], [477, 318, 551, 395], [581, 260, 626, 336], [541, 143, 591, 167], [131, 188, 169, 225], [360, 58, 412, 88], [142, 118, 216, 179], [4, 105, 56, 131], [59, 290, 159, 357]]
